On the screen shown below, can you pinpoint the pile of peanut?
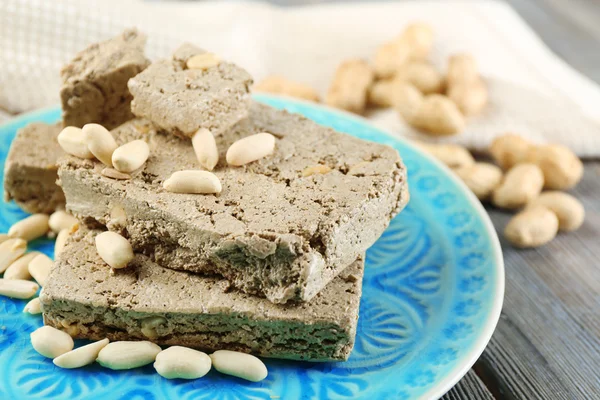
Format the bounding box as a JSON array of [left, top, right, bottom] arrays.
[[254, 22, 486, 137], [418, 134, 585, 248]]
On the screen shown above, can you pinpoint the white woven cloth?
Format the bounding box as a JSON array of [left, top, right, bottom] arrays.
[[1, 0, 599, 156]]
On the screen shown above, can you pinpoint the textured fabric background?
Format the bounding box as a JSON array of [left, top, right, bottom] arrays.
[[1, 0, 599, 156]]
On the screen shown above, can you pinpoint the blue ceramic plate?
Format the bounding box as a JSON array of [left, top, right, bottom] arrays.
[[0, 95, 504, 400]]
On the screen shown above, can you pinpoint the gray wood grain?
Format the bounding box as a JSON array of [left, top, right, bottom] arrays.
[[441, 370, 495, 400]]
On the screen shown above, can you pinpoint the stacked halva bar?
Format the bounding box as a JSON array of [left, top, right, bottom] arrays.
[[9, 30, 409, 361]]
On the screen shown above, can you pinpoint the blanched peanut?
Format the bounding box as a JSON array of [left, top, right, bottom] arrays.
[[302, 165, 332, 177], [48, 210, 78, 233], [8, 214, 50, 241], [412, 142, 474, 169], [227, 133, 276, 166], [186, 53, 221, 70], [0, 278, 38, 299], [400, 22, 434, 61], [411, 94, 465, 136], [454, 162, 503, 200], [28, 254, 53, 286], [0, 238, 27, 273], [391, 82, 424, 121], [368, 79, 394, 107], [83, 123, 118, 167], [447, 78, 488, 116], [528, 192, 584, 232], [192, 128, 219, 171], [210, 350, 268, 382], [489, 134, 532, 170], [254, 76, 320, 102], [373, 40, 412, 79], [58, 126, 94, 159], [492, 163, 544, 209], [95, 231, 134, 269], [395, 62, 444, 94], [101, 168, 131, 180], [97, 341, 162, 370], [54, 338, 110, 369], [3, 252, 40, 280], [154, 346, 212, 379], [505, 206, 558, 248], [447, 54, 478, 85], [326, 59, 374, 114], [112, 140, 150, 173], [23, 297, 42, 314], [526, 144, 583, 190], [163, 170, 222, 194], [30, 326, 74, 359]]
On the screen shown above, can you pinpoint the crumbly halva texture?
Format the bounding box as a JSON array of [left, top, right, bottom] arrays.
[[58, 102, 408, 304], [127, 43, 253, 138], [40, 228, 364, 362], [60, 29, 150, 130], [4, 122, 66, 213]]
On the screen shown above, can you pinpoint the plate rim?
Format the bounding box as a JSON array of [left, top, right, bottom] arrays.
[[1, 99, 504, 400]]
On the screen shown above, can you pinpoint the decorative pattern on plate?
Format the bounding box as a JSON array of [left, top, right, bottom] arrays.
[[0, 97, 502, 400]]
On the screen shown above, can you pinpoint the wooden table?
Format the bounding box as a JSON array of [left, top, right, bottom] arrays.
[[2, 1, 598, 398], [267, 0, 600, 398]]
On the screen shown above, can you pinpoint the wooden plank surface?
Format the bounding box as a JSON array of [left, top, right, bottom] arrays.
[[441, 370, 495, 400]]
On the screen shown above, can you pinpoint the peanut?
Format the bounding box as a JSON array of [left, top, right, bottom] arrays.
[[492, 163, 544, 209], [447, 54, 478, 86], [54, 338, 110, 369], [400, 22, 434, 61], [57, 126, 94, 159], [3, 251, 40, 280], [505, 206, 558, 248], [489, 134, 532, 170], [97, 341, 162, 370], [254, 76, 320, 102], [412, 142, 474, 169], [210, 350, 268, 382], [186, 53, 221, 70], [8, 214, 50, 241], [0, 238, 27, 273], [526, 144, 583, 190], [0, 234, 8, 244], [447, 78, 488, 116], [373, 40, 412, 79], [112, 140, 150, 173], [95, 231, 134, 269], [226, 133, 276, 166], [411, 94, 465, 136], [163, 170, 222, 194], [23, 297, 42, 314], [391, 82, 424, 121], [454, 162, 503, 200], [302, 165, 332, 177], [101, 168, 131, 180], [48, 210, 78, 233], [326, 59, 374, 113], [30, 326, 74, 359], [528, 192, 584, 232], [192, 128, 219, 171], [0, 278, 39, 299], [395, 62, 443, 94], [154, 346, 212, 380], [83, 123, 118, 167], [368, 79, 394, 107], [141, 316, 167, 339], [28, 253, 53, 286]]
